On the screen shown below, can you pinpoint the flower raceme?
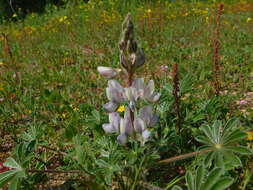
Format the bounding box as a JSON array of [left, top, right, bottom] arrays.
[[98, 13, 160, 145]]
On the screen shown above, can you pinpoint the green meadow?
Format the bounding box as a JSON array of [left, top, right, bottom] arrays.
[[0, 0, 253, 189]]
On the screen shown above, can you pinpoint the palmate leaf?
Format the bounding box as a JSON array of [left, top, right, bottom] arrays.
[[173, 166, 234, 190], [0, 158, 26, 189], [197, 120, 251, 169]]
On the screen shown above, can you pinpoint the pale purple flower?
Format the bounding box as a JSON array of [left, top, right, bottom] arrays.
[[103, 80, 126, 113], [117, 133, 127, 145], [142, 129, 151, 142], [106, 80, 126, 103], [102, 112, 121, 133], [134, 116, 146, 133], [139, 106, 159, 127], [129, 78, 161, 103], [143, 80, 161, 103], [239, 100, 248, 105], [160, 65, 168, 71], [103, 101, 118, 113], [121, 107, 134, 136]]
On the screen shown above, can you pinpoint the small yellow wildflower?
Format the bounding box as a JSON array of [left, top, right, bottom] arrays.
[[12, 13, 17, 18], [0, 62, 4, 66], [247, 131, 253, 141], [146, 9, 152, 13], [62, 113, 67, 118], [117, 105, 125, 113], [247, 17, 252, 22], [27, 110, 32, 114]]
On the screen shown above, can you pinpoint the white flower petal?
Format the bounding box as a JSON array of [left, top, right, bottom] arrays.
[[108, 80, 123, 89], [134, 117, 145, 133], [117, 134, 127, 145], [97, 66, 119, 79], [147, 92, 161, 103], [102, 124, 115, 133], [107, 80, 125, 103], [103, 101, 118, 113], [142, 129, 151, 141], [144, 80, 155, 98], [109, 112, 121, 133], [139, 105, 153, 125], [120, 118, 125, 134], [132, 78, 144, 98], [124, 107, 133, 135]]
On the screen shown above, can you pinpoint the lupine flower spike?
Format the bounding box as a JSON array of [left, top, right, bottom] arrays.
[[98, 13, 160, 145]]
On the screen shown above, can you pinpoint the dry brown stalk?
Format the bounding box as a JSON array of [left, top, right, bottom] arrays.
[[2, 33, 13, 59]]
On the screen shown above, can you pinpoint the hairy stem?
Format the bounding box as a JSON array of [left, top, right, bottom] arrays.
[[172, 63, 181, 134]]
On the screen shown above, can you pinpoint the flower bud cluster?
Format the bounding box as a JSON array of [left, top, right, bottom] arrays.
[[97, 13, 160, 145]]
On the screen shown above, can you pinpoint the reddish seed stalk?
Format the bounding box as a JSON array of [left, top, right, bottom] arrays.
[[157, 148, 212, 164], [212, 4, 224, 96], [172, 63, 181, 134]]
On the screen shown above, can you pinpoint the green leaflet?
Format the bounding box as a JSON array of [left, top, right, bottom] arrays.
[[210, 177, 233, 190], [186, 171, 194, 190], [201, 168, 223, 190], [195, 165, 205, 190]]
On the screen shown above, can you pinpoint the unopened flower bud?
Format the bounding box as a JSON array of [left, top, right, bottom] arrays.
[[133, 49, 145, 68]]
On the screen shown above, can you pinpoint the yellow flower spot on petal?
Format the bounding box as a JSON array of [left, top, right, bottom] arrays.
[[117, 105, 125, 113]]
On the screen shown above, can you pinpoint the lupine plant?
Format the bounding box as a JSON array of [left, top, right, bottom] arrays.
[[98, 13, 160, 145]]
